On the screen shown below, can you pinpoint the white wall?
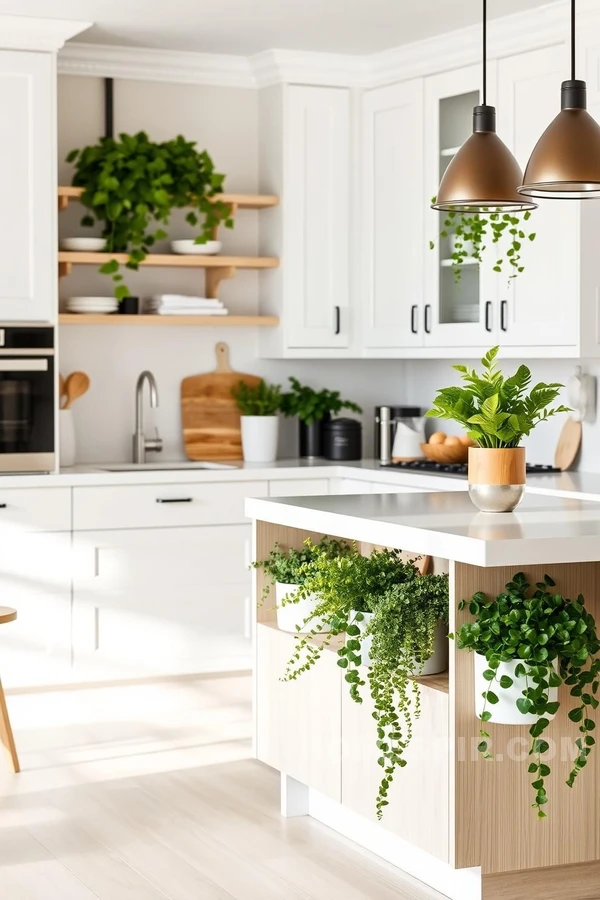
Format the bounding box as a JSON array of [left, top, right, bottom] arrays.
[[57, 75, 409, 462]]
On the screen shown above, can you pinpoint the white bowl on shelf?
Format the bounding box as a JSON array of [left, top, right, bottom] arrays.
[[66, 296, 118, 315], [170, 240, 222, 256], [60, 237, 107, 252]]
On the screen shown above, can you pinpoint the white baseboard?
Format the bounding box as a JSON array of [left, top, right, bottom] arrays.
[[308, 788, 481, 900]]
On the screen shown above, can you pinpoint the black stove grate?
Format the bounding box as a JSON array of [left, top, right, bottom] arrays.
[[380, 460, 562, 476]]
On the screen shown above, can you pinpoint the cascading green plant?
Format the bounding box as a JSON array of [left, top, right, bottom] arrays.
[[252, 537, 351, 605], [66, 131, 233, 299], [231, 380, 282, 416], [454, 572, 600, 818], [427, 346, 570, 448]]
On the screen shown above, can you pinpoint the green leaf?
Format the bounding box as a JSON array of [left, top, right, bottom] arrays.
[[499, 675, 513, 689], [482, 669, 495, 682], [99, 259, 119, 275], [480, 710, 492, 722], [569, 708, 584, 723], [485, 691, 499, 705]]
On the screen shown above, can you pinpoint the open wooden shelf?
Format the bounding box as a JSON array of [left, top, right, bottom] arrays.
[[58, 185, 279, 211], [58, 251, 278, 269], [58, 314, 279, 327]]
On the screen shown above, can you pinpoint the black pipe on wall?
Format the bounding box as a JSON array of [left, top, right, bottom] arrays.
[[104, 78, 114, 138]]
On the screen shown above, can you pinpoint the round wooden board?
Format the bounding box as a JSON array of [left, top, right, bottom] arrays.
[[0, 607, 17, 624], [554, 417, 582, 471]]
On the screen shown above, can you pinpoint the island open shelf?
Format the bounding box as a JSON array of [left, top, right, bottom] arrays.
[[247, 491, 600, 900]]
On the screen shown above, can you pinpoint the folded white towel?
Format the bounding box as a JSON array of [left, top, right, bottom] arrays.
[[155, 308, 229, 316], [152, 294, 221, 308]]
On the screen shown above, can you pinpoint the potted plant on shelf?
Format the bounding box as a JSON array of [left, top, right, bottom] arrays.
[[231, 379, 282, 463], [427, 346, 570, 512], [430, 202, 536, 282], [282, 541, 449, 818], [454, 572, 600, 818], [66, 131, 233, 300], [253, 537, 351, 633], [281, 377, 362, 458]]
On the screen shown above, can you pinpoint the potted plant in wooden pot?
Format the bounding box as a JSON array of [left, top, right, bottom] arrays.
[[231, 379, 282, 463], [454, 571, 600, 818], [281, 377, 362, 458], [253, 537, 351, 633], [427, 346, 569, 512]]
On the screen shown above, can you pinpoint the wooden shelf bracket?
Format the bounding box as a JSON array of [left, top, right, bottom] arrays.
[[206, 266, 236, 300]]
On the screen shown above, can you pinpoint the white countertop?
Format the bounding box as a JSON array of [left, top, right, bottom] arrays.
[[246, 491, 600, 567]]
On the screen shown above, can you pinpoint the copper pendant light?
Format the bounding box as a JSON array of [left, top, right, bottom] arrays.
[[432, 0, 536, 213], [518, 0, 600, 199]]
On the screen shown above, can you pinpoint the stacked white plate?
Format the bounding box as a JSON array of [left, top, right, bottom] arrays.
[[66, 296, 118, 315], [170, 239, 222, 255], [60, 237, 107, 251]]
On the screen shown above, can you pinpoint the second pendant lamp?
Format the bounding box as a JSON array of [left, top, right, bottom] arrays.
[[518, 0, 600, 199], [432, 0, 536, 213]]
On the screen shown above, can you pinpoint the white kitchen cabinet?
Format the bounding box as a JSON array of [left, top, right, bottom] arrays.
[[424, 64, 499, 349], [259, 84, 352, 357], [269, 478, 330, 497], [0, 51, 55, 323], [361, 80, 425, 352], [72, 525, 252, 676], [496, 45, 580, 350], [330, 477, 373, 495]]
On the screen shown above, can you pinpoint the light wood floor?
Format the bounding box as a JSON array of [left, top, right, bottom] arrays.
[[0, 673, 447, 900]]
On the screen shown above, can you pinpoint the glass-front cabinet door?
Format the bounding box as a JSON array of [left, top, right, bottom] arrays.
[[424, 65, 498, 348]]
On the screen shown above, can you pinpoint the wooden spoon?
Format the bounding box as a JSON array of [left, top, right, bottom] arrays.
[[59, 374, 66, 409], [63, 372, 90, 410]]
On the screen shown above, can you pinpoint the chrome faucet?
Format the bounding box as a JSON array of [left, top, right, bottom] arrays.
[[133, 371, 163, 463]]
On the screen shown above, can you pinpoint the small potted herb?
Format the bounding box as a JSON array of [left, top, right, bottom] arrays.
[[231, 380, 282, 463], [455, 572, 600, 818], [427, 347, 569, 511], [253, 537, 351, 633], [281, 377, 362, 458]]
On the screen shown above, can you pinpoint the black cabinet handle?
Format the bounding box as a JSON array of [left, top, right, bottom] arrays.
[[334, 305, 341, 335], [0, 504, 6, 509], [156, 497, 193, 504], [424, 304, 432, 334], [485, 300, 492, 332], [501, 300, 508, 332], [410, 305, 418, 334]]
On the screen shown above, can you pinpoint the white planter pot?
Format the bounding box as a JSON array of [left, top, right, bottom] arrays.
[[275, 582, 329, 634], [59, 408, 76, 467], [240, 416, 279, 463], [354, 613, 448, 673], [474, 653, 559, 725]]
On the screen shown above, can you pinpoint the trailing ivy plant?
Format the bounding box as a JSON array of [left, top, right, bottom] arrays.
[[66, 131, 233, 299], [454, 572, 600, 818], [427, 346, 570, 448], [231, 379, 282, 416], [280, 377, 362, 425], [280, 541, 449, 818], [429, 199, 536, 283], [252, 537, 351, 605], [365, 574, 449, 817]]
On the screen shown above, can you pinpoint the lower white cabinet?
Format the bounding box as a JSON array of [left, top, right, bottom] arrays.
[[269, 478, 330, 497], [0, 531, 71, 687], [330, 477, 374, 494], [72, 525, 252, 677]]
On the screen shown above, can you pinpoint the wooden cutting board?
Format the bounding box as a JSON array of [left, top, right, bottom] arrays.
[[181, 342, 261, 460], [554, 417, 582, 471]]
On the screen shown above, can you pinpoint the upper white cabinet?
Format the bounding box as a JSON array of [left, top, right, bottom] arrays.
[[361, 80, 424, 351], [259, 84, 352, 357], [0, 51, 55, 323]]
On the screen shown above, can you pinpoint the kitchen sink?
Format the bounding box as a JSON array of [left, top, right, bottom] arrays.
[[101, 461, 238, 472]]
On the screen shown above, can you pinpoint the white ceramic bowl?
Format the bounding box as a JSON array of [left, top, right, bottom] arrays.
[[60, 237, 107, 252], [170, 240, 222, 256]]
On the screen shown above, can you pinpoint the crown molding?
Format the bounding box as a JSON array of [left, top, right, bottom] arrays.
[[58, 42, 255, 88], [55, 0, 600, 91], [0, 15, 91, 52]]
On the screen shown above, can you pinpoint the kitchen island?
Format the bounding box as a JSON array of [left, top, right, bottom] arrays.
[[246, 491, 600, 900]]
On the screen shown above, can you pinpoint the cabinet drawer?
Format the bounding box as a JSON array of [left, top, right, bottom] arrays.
[[0, 487, 71, 532], [269, 478, 330, 497], [73, 481, 268, 530]]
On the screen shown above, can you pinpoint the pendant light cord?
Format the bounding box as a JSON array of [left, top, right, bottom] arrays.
[[482, 0, 487, 105], [571, 0, 576, 80]]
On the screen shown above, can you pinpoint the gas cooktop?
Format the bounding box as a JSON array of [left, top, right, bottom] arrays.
[[381, 460, 562, 477]]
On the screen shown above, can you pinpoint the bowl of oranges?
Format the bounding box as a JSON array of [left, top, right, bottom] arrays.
[[421, 432, 475, 465]]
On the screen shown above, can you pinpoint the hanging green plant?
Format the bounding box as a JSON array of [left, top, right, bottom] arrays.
[[454, 572, 600, 818], [252, 536, 351, 605], [429, 199, 536, 282], [66, 131, 234, 300]]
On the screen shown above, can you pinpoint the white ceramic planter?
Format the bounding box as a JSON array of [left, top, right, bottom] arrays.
[[474, 653, 559, 725], [59, 408, 76, 467], [240, 416, 279, 463], [275, 582, 329, 634], [354, 612, 448, 673]]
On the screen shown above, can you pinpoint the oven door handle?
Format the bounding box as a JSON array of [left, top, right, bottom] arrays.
[[0, 359, 48, 371]]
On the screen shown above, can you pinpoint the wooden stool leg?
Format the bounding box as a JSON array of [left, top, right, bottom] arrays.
[[0, 680, 19, 773]]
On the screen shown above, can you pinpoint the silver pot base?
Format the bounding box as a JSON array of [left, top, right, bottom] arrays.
[[468, 483, 525, 513]]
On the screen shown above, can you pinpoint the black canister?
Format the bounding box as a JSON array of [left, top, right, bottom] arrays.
[[323, 417, 362, 461]]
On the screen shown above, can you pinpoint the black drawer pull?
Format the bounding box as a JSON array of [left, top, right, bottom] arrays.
[[485, 300, 492, 332], [156, 497, 193, 504], [410, 305, 418, 334], [424, 304, 432, 334], [0, 503, 7, 509], [501, 299, 508, 332]]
